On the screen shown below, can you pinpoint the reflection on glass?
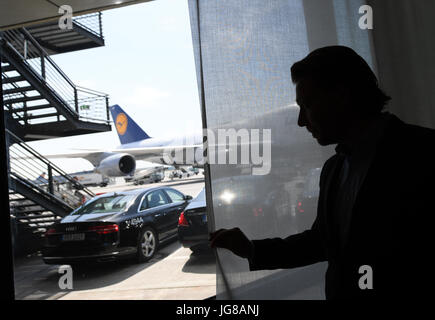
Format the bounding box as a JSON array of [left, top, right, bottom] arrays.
[[220, 190, 235, 204]]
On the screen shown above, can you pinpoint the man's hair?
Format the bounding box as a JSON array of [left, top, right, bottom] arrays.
[[291, 46, 391, 114]]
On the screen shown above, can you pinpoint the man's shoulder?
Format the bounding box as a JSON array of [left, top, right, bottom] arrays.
[[319, 153, 341, 186], [376, 114, 435, 176], [383, 113, 435, 153], [384, 113, 435, 139]]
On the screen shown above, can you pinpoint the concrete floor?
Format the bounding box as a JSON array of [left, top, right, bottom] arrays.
[[14, 243, 216, 300], [13, 177, 216, 300]]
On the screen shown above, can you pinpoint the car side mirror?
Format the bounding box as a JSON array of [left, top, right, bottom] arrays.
[[184, 195, 193, 201]]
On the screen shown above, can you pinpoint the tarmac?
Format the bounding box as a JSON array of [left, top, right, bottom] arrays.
[[12, 176, 216, 300]]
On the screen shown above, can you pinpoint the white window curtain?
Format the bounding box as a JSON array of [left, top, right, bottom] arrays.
[[367, 0, 435, 129], [188, 0, 434, 299]]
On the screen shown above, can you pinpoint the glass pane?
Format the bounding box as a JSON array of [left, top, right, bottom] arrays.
[[189, 0, 377, 300], [146, 190, 169, 208], [71, 194, 135, 215], [166, 189, 185, 202]]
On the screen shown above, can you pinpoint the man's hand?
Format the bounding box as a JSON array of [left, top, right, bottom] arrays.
[[209, 227, 254, 259]]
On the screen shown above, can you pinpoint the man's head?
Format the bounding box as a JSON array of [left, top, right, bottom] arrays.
[[291, 46, 391, 145]]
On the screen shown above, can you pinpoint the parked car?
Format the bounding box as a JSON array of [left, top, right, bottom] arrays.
[[42, 186, 193, 265], [132, 171, 165, 185], [169, 169, 194, 180], [178, 188, 210, 253], [295, 167, 321, 231], [212, 175, 286, 238]]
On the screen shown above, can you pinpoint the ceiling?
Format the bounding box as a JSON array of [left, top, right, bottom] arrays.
[[0, 0, 153, 30]]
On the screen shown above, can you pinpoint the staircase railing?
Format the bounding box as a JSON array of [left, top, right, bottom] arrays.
[[7, 129, 95, 210], [73, 12, 104, 39], [2, 72, 29, 123], [1, 28, 110, 124]]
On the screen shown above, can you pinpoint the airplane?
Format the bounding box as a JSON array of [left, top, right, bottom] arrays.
[[44, 104, 204, 177]]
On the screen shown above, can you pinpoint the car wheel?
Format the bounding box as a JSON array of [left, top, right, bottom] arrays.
[[137, 227, 158, 262]]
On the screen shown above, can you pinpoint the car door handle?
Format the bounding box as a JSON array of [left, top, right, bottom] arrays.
[[158, 211, 168, 216]]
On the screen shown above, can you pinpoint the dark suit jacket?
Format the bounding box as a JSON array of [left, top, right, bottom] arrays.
[[249, 114, 435, 299]]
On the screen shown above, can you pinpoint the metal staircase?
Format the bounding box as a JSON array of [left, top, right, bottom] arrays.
[[7, 129, 96, 255], [2, 12, 112, 255], [26, 13, 105, 55], [1, 26, 111, 142]]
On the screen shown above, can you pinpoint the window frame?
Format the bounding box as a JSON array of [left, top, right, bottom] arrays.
[[138, 189, 171, 212]]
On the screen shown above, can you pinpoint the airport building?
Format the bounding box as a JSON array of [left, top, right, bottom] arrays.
[[2, 0, 435, 302]]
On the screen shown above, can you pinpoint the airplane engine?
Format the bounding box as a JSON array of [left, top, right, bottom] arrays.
[[96, 153, 136, 177], [194, 146, 204, 166]]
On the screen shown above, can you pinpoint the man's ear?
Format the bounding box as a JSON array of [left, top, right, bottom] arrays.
[[333, 83, 352, 111]]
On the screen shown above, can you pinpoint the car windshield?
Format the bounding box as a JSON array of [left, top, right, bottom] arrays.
[[70, 194, 136, 215]]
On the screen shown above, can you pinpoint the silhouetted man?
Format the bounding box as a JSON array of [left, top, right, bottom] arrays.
[[210, 45, 435, 299]]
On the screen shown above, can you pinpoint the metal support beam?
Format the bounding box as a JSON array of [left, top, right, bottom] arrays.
[[0, 41, 16, 300]]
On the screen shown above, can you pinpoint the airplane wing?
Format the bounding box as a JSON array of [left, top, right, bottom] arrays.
[[108, 145, 201, 160], [40, 144, 202, 165], [39, 150, 107, 167]]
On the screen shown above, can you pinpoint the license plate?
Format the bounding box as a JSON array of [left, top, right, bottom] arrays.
[[62, 233, 85, 241], [202, 215, 208, 223]]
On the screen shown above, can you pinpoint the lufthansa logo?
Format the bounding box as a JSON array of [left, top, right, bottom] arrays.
[[115, 113, 128, 135]]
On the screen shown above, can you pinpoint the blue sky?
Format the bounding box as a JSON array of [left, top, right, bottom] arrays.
[[28, 0, 202, 172]]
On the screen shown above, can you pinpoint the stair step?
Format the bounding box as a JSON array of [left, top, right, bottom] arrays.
[[9, 196, 27, 202], [10, 203, 41, 209], [3, 86, 35, 95], [16, 219, 57, 224], [15, 214, 58, 220], [4, 95, 44, 105], [9, 194, 31, 200], [2, 75, 25, 84], [19, 218, 60, 224], [18, 224, 56, 231], [19, 224, 57, 231], [39, 31, 77, 42], [14, 208, 50, 215], [28, 25, 65, 36], [49, 35, 86, 45], [25, 112, 59, 120], [2, 64, 16, 72], [9, 104, 53, 113]]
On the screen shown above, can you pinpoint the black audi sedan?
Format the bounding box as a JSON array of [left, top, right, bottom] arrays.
[[177, 188, 210, 253], [42, 186, 192, 265]]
